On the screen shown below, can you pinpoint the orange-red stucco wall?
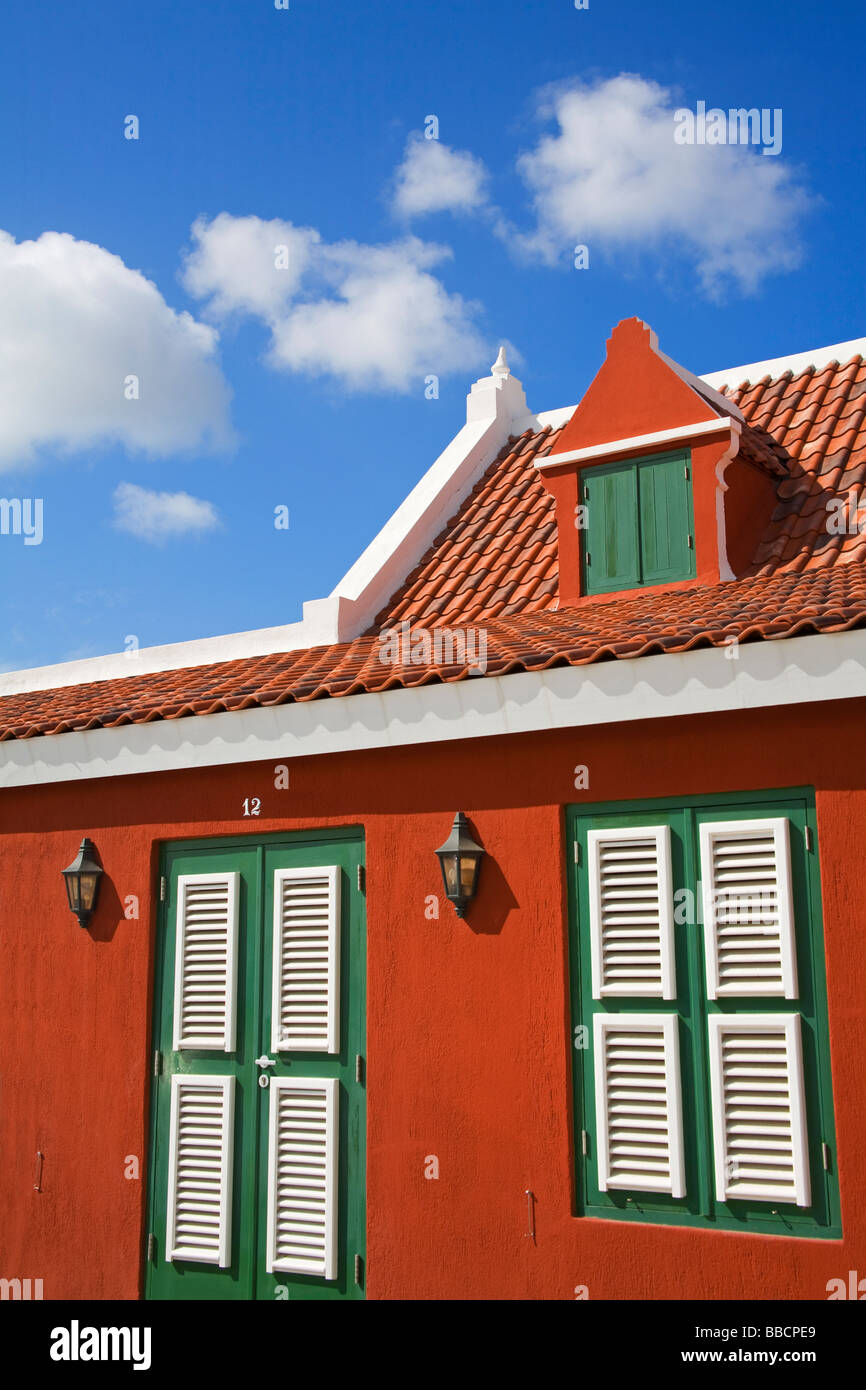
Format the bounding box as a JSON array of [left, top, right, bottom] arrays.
[[1, 698, 864, 1300]]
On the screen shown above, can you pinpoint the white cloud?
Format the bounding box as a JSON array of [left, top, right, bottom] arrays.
[[182, 214, 489, 392], [514, 75, 811, 294], [391, 135, 490, 218], [0, 230, 233, 469], [112, 482, 221, 545]]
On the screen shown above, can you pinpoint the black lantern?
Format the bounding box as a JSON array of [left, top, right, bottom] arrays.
[[62, 838, 104, 928], [434, 812, 484, 918]]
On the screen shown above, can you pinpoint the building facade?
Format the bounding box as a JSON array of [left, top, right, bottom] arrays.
[[1, 319, 864, 1300]]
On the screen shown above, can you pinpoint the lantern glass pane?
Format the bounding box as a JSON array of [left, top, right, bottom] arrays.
[[441, 856, 459, 894], [459, 855, 477, 892], [64, 875, 80, 911], [79, 872, 99, 911]]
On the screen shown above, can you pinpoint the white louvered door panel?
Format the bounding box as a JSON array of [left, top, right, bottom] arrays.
[[266, 1077, 338, 1279], [708, 1015, 810, 1207], [271, 867, 340, 1053], [166, 1075, 235, 1266], [700, 819, 798, 999], [172, 873, 240, 1051], [588, 827, 675, 998], [593, 1014, 686, 1197]]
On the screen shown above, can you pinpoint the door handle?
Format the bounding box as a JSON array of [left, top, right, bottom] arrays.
[[254, 1055, 276, 1068]]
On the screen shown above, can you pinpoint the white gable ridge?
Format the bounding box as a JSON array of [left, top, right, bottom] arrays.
[[326, 348, 535, 637], [701, 335, 866, 391], [0, 354, 536, 699]]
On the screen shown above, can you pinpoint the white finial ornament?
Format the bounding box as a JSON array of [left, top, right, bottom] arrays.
[[491, 346, 510, 379]]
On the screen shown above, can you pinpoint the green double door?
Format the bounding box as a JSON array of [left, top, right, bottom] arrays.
[[145, 829, 365, 1300]]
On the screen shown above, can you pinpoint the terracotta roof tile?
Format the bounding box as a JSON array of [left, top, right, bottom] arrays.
[[3, 356, 866, 744]]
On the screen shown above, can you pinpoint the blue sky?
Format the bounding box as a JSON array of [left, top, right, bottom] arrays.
[[0, 0, 863, 670]]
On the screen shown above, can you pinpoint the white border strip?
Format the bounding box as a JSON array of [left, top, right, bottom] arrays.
[[3, 629, 865, 788], [536, 417, 734, 471], [701, 336, 866, 391]]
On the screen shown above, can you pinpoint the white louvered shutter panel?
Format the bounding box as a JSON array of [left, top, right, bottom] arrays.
[[165, 1075, 235, 1266], [588, 827, 675, 998], [708, 1015, 811, 1207], [593, 1014, 686, 1197], [266, 1077, 338, 1279], [700, 819, 798, 999], [172, 873, 240, 1051], [271, 867, 340, 1053]]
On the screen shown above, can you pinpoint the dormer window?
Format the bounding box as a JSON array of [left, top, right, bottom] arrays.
[[580, 450, 695, 596]]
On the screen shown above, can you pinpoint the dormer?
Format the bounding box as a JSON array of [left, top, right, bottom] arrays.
[[536, 319, 782, 606]]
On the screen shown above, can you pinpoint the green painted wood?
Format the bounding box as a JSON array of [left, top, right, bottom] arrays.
[[581, 464, 640, 595], [580, 451, 695, 595], [567, 788, 840, 1237], [145, 828, 365, 1300], [638, 453, 695, 585]]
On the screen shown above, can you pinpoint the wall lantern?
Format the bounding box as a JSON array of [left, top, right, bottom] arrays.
[[61, 838, 104, 928], [434, 812, 485, 918]]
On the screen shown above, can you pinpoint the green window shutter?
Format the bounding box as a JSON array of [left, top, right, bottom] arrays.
[[637, 453, 695, 584], [569, 791, 839, 1237], [580, 451, 695, 595], [582, 465, 640, 595]]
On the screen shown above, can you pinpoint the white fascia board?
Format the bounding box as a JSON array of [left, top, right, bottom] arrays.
[[536, 417, 737, 471], [0, 613, 337, 698], [3, 628, 865, 789], [652, 335, 744, 423], [325, 367, 533, 634], [701, 336, 866, 391], [535, 405, 576, 431]]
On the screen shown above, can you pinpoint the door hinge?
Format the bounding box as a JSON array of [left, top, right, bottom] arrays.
[[822, 1142, 831, 1171], [573, 841, 580, 865], [684, 463, 690, 480], [355, 1054, 365, 1085], [160, 876, 166, 902], [687, 534, 694, 549], [146, 1232, 155, 1262], [153, 1050, 162, 1078], [805, 826, 814, 852], [356, 864, 365, 893], [581, 1129, 589, 1157], [354, 1254, 364, 1287], [585, 552, 591, 566]]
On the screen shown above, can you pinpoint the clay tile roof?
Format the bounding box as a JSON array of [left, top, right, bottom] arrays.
[[1, 352, 865, 745]]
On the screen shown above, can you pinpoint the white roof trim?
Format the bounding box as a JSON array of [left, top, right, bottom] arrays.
[[325, 353, 534, 635], [537, 417, 736, 471], [2, 628, 864, 788], [535, 405, 575, 430], [700, 336, 866, 391], [651, 329, 744, 423]]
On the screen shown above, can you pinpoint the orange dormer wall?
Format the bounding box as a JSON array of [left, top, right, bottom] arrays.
[[538, 319, 746, 606], [555, 317, 721, 453]]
